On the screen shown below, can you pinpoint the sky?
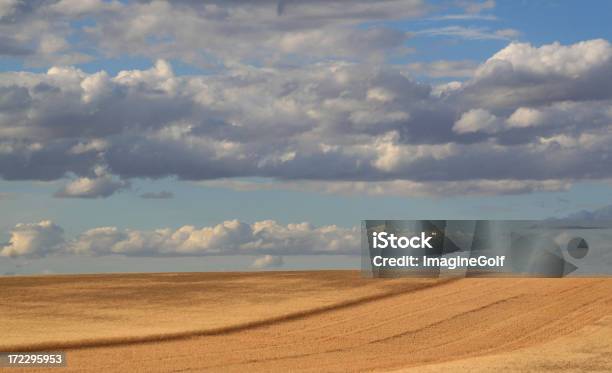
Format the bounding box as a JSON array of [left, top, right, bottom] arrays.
[[1, 0, 612, 274]]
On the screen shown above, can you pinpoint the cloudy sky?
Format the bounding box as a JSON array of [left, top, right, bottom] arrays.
[[1, 0, 612, 274]]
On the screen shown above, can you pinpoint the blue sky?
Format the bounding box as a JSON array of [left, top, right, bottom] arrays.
[[1, 0, 611, 273]]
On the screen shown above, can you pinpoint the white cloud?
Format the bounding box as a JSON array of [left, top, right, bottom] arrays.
[[507, 107, 545, 128], [1, 220, 64, 258], [54, 166, 129, 198], [453, 108, 501, 134], [461, 40, 612, 110], [67, 226, 124, 255], [480, 39, 612, 78], [63, 220, 360, 257], [251, 255, 284, 269], [369, 132, 457, 172], [0, 219, 359, 258], [367, 87, 396, 103]]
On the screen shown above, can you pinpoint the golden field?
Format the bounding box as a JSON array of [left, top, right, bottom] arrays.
[[1, 271, 612, 372]]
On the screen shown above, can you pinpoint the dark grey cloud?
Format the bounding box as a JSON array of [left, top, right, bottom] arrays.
[[0, 139, 97, 181], [0, 85, 31, 111], [0, 0, 52, 23], [0, 36, 33, 56]]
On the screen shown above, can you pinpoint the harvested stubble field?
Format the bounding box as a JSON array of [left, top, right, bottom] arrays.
[[1, 271, 612, 372]]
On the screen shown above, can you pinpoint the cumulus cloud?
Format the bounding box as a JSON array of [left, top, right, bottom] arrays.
[[54, 167, 129, 198], [453, 108, 502, 134], [1, 221, 64, 258], [1, 35, 612, 196], [58, 220, 359, 257], [482, 39, 612, 77], [0, 219, 359, 258], [507, 107, 545, 128], [114, 221, 351, 256], [463, 39, 612, 108], [251, 255, 284, 269]]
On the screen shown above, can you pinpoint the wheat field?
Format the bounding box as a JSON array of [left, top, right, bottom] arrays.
[[1, 271, 612, 372]]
